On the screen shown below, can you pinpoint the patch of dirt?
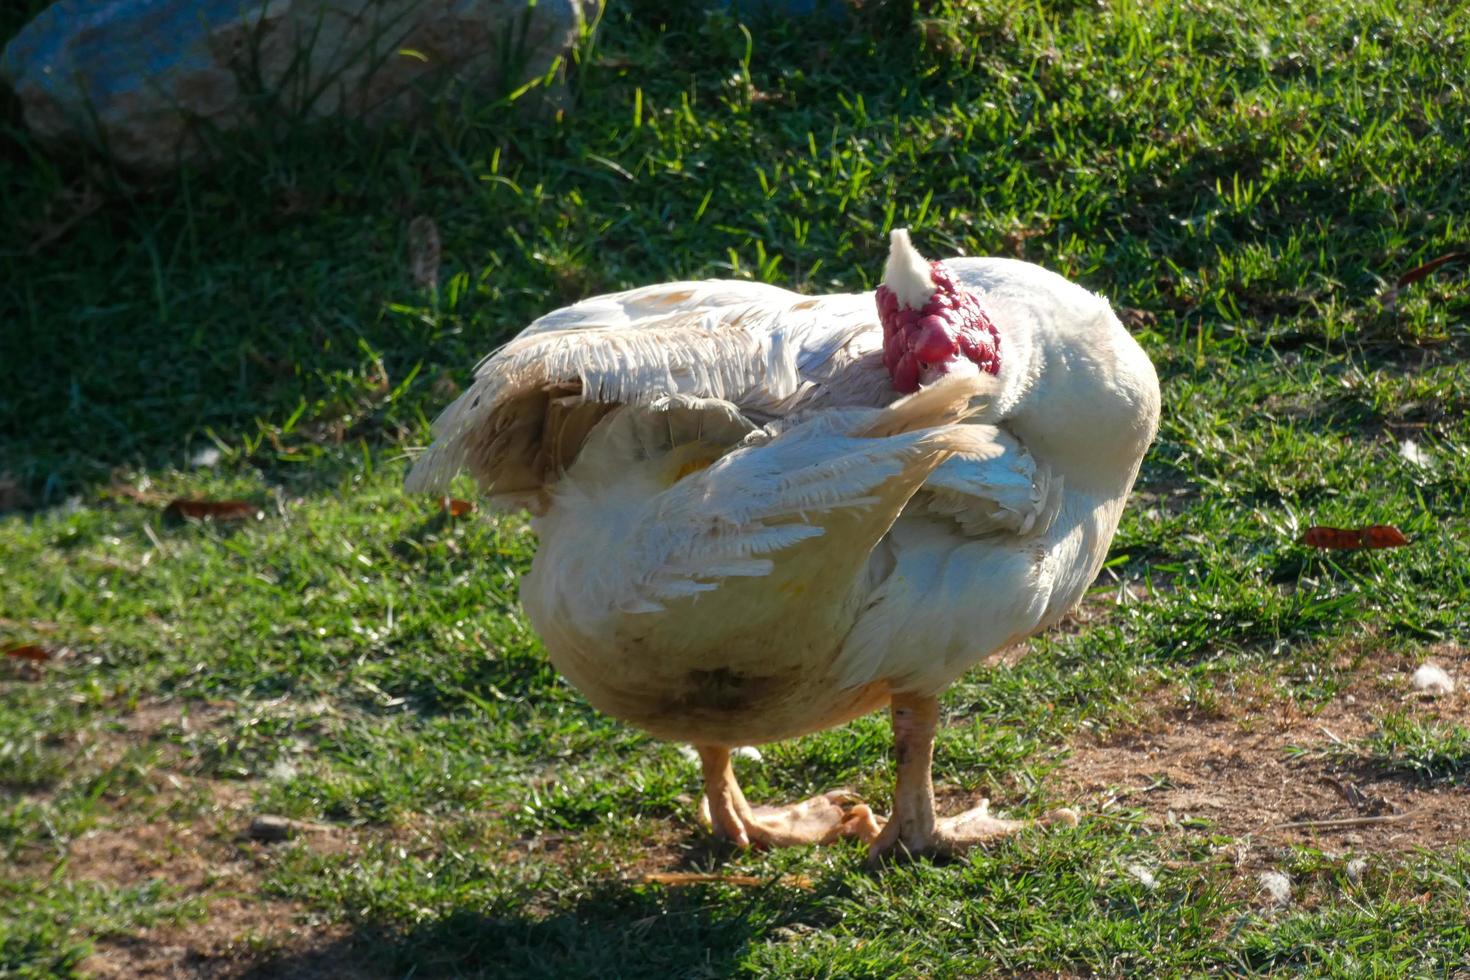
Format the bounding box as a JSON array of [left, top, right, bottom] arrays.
[[65, 775, 378, 980], [4, 697, 380, 980], [85, 900, 363, 980], [1058, 643, 1470, 856]]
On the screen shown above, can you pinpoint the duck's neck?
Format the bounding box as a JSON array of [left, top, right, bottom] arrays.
[[987, 310, 1159, 498]]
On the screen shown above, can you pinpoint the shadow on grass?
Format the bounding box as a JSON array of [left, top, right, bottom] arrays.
[[245, 876, 838, 979]]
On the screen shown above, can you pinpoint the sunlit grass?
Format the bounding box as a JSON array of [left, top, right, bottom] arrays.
[[3, 0, 1469, 975]]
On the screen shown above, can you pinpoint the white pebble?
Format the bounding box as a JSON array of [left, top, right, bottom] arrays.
[[1258, 870, 1292, 907], [267, 757, 298, 781], [1412, 663, 1455, 696]]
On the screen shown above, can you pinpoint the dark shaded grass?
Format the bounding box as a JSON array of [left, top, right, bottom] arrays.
[[4, 1, 1468, 499]]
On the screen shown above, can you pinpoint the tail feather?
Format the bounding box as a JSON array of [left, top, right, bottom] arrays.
[[858, 374, 996, 438]]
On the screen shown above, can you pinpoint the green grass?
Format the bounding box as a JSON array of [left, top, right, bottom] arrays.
[[1338, 712, 1470, 785], [4, 0, 1470, 975]]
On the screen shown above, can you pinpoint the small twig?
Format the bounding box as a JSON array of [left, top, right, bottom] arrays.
[[638, 872, 814, 890], [1277, 811, 1417, 830], [1319, 775, 1364, 809], [1318, 725, 1345, 745], [245, 814, 339, 841], [142, 521, 173, 559]]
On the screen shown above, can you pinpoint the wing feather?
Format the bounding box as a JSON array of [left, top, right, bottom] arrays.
[[406, 281, 882, 497], [612, 384, 997, 613], [920, 428, 1062, 538]]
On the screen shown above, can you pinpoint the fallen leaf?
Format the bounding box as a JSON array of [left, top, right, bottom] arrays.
[[164, 499, 259, 522], [1396, 251, 1467, 289], [408, 215, 441, 290], [1118, 307, 1158, 331], [1299, 527, 1360, 549], [1300, 524, 1409, 550], [1380, 250, 1468, 310], [4, 644, 51, 663], [442, 497, 475, 517], [640, 872, 813, 890], [1359, 524, 1410, 548]]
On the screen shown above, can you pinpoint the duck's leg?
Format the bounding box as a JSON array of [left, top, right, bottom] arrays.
[[867, 692, 1077, 864], [696, 745, 883, 848]]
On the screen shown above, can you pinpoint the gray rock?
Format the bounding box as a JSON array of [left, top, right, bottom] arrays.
[[247, 813, 293, 841], [2, 0, 597, 172]]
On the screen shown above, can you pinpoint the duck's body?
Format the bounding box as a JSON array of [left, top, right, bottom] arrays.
[[409, 234, 1159, 857]]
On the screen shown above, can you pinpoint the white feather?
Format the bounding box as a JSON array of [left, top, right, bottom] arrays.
[[409, 248, 1160, 746], [405, 282, 882, 497], [883, 229, 936, 309]]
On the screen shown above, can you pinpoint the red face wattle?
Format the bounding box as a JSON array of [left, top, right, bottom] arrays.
[[876, 261, 1001, 393]]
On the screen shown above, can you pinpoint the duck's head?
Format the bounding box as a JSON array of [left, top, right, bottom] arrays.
[[876, 229, 1000, 393]]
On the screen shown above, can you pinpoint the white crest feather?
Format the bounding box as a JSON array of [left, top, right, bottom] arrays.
[[883, 228, 935, 309]]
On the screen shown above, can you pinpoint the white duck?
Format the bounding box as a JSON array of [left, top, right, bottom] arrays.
[[408, 230, 1160, 861]]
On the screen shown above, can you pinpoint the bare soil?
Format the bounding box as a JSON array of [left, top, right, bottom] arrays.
[[1058, 643, 1470, 856], [8, 699, 381, 980]]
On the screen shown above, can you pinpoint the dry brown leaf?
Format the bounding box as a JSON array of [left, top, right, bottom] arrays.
[[639, 872, 813, 890], [4, 644, 51, 663], [1396, 251, 1467, 289], [441, 497, 475, 517], [1119, 308, 1158, 331], [164, 499, 259, 522], [1300, 524, 1409, 550], [408, 215, 441, 289], [1380, 250, 1467, 310]]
